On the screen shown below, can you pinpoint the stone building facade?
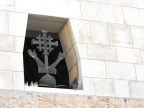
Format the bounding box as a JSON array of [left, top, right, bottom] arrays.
[[1, 0, 144, 107]]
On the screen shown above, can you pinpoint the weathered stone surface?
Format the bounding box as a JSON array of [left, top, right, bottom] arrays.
[[88, 0, 107, 3], [15, 0, 81, 19], [8, 12, 28, 36], [83, 77, 95, 95], [90, 21, 109, 45], [0, 52, 23, 71], [0, 35, 14, 52], [0, 0, 14, 11], [130, 81, 144, 99], [123, 7, 144, 27], [0, 71, 13, 89], [114, 80, 130, 98], [69, 19, 92, 43], [13, 72, 24, 90], [108, 0, 133, 6], [80, 59, 106, 78], [117, 47, 141, 64], [131, 26, 144, 49], [135, 64, 144, 81], [106, 61, 136, 80], [94, 78, 115, 97], [87, 44, 117, 61], [133, 0, 144, 9], [14, 37, 25, 53], [0, 90, 9, 108], [81, 1, 124, 24], [108, 24, 132, 48], [0, 11, 8, 35]]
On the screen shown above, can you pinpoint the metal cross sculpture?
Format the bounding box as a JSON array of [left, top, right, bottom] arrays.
[[28, 30, 66, 87], [31, 30, 58, 67]]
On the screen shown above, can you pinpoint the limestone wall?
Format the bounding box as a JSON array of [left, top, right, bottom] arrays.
[[0, 0, 144, 101]]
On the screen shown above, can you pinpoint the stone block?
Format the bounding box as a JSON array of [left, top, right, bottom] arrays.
[[117, 47, 141, 64], [15, 0, 81, 19], [0, 0, 14, 11], [108, 23, 132, 47], [65, 47, 77, 71], [88, 0, 107, 3], [83, 77, 95, 95], [74, 43, 88, 59], [87, 44, 117, 61], [106, 61, 136, 80], [15, 37, 25, 53], [69, 19, 92, 43], [0, 71, 13, 89], [81, 1, 124, 24], [8, 12, 28, 36], [135, 64, 144, 81], [129, 81, 144, 98], [0, 52, 23, 71], [108, 0, 133, 6], [114, 80, 130, 98], [13, 72, 24, 90], [90, 21, 109, 45], [132, 0, 144, 8], [0, 11, 8, 35], [94, 78, 115, 97], [131, 26, 144, 49], [80, 59, 106, 78], [0, 35, 14, 52], [123, 7, 144, 27], [59, 24, 73, 53]]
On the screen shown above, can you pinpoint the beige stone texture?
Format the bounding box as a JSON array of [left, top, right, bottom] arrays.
[[0, 0, 14, 11], [106, 61, 136, 80], [15, 37, 25, 53], [69, 64, 79, 85], [0, 11, 8, 35], [108, 23, 132, 48], [108, 0, 133, 6], [81, 1, 124, 24], [130, 81, 144, 98], [123, 7, 144, 27], [0, 90, 9, 108], [132, 0, 144, 8], [75, 43, 88, 59], [59, 23, 73, 53], [15, 0, 81, 19], [83, 77, 95, 95], [0, 71, 12, 89], [0, 35, 14, 52], [135, 64, 144, 81], [80, 59, 106, 78], [13, 72, 24, 90], [88, 0, 107, 3], [8, 12, 28, 36], [140, 49, 144, 64], [94, 78, 115, 97], [117, 47, 141, 64], [0, 52, 23, 71], [90, 21, 109, 45], [114, 80, 130, 98], [65, 47, 77, 71], [131, 26, 144, 49], [69, 19, 92, 43], [87, 44, 117, 61], [23, 92, 39, 108]]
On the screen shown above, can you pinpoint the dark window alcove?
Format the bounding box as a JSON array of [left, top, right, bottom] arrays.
[[23, 30, 70, 89]]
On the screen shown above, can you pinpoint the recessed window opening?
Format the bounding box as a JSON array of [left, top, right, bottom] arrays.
[[23, 15, 71, 89]]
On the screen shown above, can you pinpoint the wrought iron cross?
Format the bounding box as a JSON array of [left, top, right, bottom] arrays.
[[31, 30, 58, 67]]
